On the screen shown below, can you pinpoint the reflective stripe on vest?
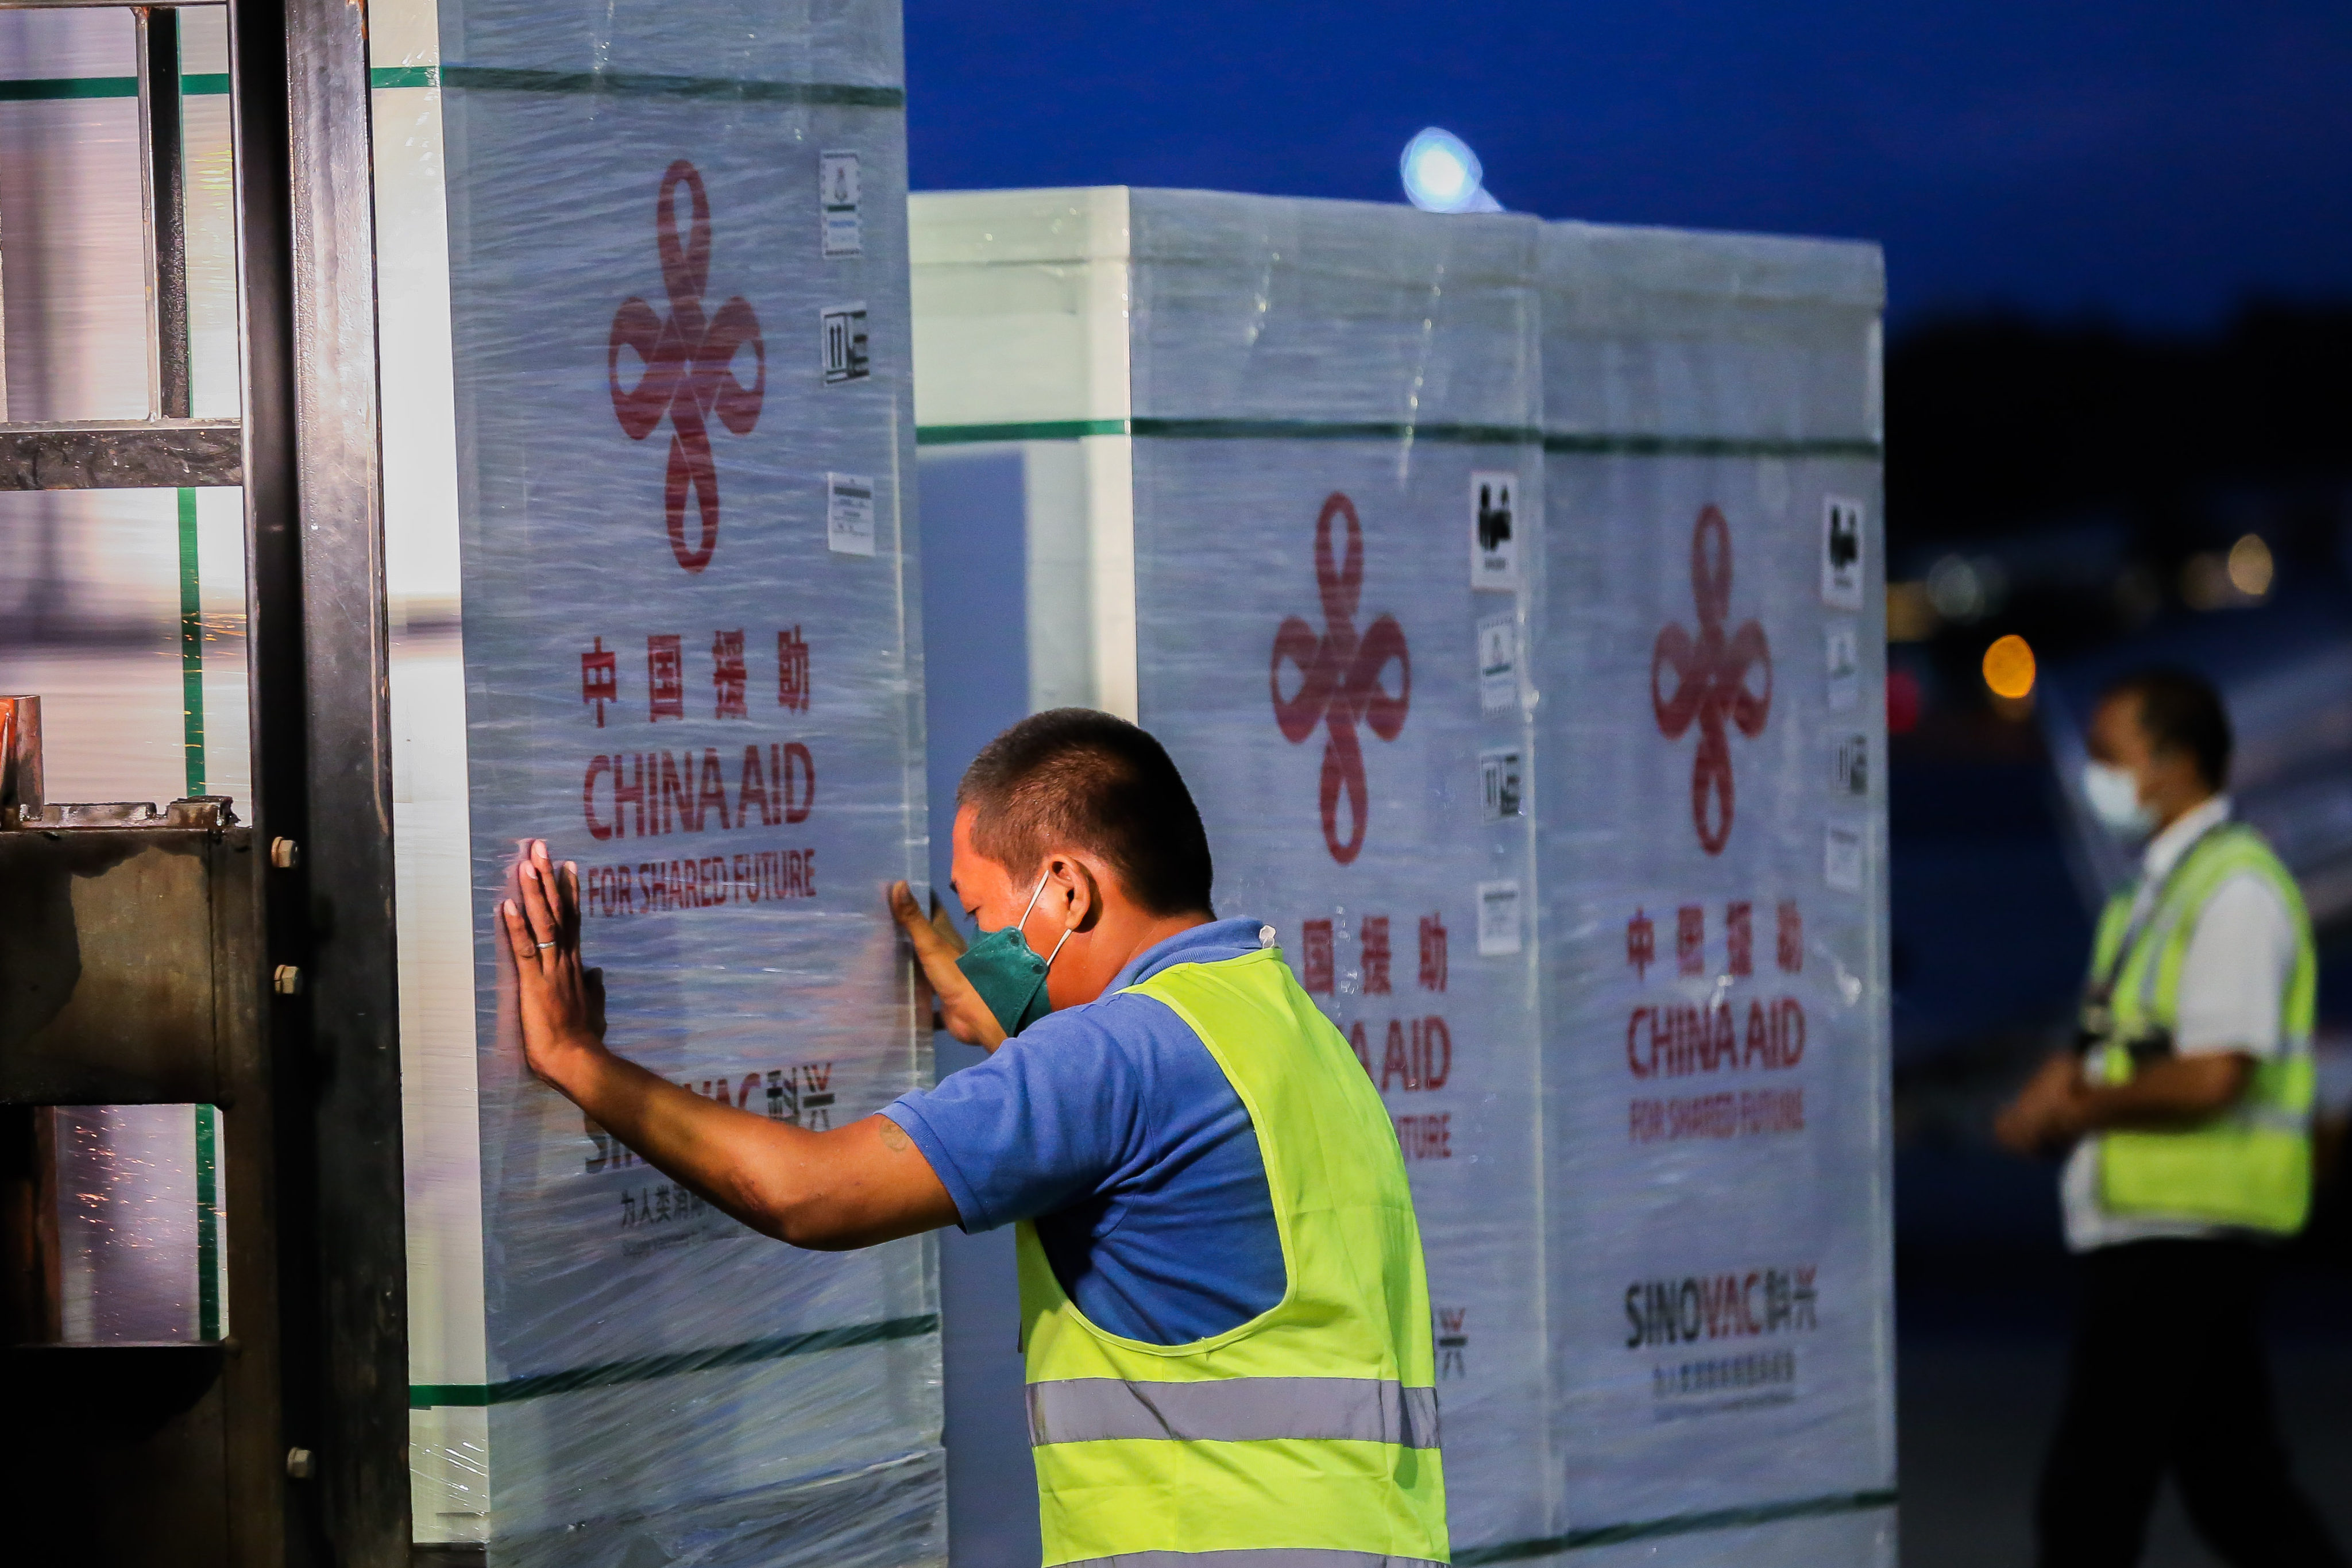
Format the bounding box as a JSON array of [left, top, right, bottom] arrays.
[[1019, 947, 1449, 1568], [2088, 821, 2317, 1235], [1057, 1552, 1447, 1568], [1028, 1376, 1441, 1449]]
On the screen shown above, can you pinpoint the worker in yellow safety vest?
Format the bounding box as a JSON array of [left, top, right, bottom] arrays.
[[1996, 667, 2343, 1568], [503, 707, 1449, 1567]]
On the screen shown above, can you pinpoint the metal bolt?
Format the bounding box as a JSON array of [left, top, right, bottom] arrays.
[[285, 1446, 313, 1480], [273, 964, 302, 996], [270, 836, 300, 870]]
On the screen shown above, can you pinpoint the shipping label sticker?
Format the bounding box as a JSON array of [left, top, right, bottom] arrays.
[[826, 472, 876, 556], [1476, 879, 1523, 956], [820, 302, 870, 384], [1436, 1304, 1469, 1379], [1833, 733, 1868, 798], [1469, 470, 1520, 591], [1821, 495, 1865, 609], [818, 150, 862, 258], [1824, 824, 1864, 892], [1478, 747, 1524, 823], [1477, 611, 1519, 714], [1825, 622, 1861, 712]]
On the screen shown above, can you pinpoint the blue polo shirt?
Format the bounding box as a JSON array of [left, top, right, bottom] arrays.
[[879, 918, 1287, 1346]]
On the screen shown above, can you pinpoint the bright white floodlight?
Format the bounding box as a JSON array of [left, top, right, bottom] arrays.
[[1401, 127, 1503, 213]]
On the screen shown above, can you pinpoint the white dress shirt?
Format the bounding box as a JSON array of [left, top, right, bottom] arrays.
[[2061, 795, 2298, 1251]]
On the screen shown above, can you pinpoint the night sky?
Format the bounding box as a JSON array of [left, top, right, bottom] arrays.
[[906, 1, 2352, 331]]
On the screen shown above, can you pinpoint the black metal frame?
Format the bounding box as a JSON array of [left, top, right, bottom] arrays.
[[0, 797, 276, 1566], [230, 0, 410, 1560], [0, 0, 411, 1558], [0, 0, 210, 486], [0, 418, 241, 486], [137, 3, 189, 416]]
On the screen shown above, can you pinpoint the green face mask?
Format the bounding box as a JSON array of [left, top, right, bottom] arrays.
[[954, 871, 1071, 1038]]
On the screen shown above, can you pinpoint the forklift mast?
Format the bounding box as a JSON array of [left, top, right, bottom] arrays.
[[0, 1, 408, 1562]]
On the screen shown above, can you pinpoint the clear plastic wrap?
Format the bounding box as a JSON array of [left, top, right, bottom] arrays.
[[1537, 222, 1895, 1561], [911, 190, 1893, 1564], [375, 0, 939, 1560], [1122, 192, 1557, 1554]]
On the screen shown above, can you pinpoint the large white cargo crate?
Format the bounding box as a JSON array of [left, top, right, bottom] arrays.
[[911, 186, 1894, 1566], [374, 1, 940, 1562]]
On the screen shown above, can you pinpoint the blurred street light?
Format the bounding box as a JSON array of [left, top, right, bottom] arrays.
[[2183, 534, 2274, 609], [1887, 667, 1924, 734], [1982, 633, 2037, 701], [2227, 532, 2275, 597], [1401, 128, 1504, 213], [1926, 553, 2008, 623]]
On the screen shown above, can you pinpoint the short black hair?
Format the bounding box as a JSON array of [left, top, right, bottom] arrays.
[[2101, 666, 2232, 791], [956, 709, 1215, 918]]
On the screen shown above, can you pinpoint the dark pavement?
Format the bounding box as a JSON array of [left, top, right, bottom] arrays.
[[1900, 1261, 2352, 1567]]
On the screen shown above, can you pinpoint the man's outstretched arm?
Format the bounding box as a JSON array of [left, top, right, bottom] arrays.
[[1994, 1047, 2253, 1155], [501, 840, 959, 1250]]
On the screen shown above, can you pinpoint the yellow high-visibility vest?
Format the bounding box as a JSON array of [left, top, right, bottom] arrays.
[[2086, 821, 2316, 1235], [1016, 945, 1450, 1567]]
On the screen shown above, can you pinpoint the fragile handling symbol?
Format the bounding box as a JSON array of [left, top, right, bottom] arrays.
[[1272, 492, 1411, 864], [609, 160, 765, 573], [1652, 505, 1771, 855]]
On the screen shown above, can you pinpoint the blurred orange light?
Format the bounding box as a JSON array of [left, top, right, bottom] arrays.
[[1982, 634, 2036, 700]]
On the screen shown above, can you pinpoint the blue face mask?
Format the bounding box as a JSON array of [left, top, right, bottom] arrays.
[[954, 871, 1072, 1038], [2083, 760, 2157, 841]]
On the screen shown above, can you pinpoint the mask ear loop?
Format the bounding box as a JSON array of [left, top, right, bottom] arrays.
[[1021, 868, 1076, 973], [1017, 868, 1052, 926]]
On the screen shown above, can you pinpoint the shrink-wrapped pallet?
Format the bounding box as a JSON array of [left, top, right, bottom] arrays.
[[911, 188, 1895, 1565], [374, 0, 940, 1561], [912, 186, 1557, 1561], [1536, 223, 1895, 1562]]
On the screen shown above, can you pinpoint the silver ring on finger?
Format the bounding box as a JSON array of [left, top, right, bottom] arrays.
[[536, 941, 555, 950]]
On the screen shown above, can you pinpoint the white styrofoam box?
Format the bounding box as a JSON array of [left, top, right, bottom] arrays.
[[376, 1, 940, 1562], [912, 188, 1894, 1566]]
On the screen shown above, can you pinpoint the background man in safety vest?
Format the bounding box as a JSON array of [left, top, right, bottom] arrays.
[[1996, 667, 2343, 1567], [501, 708, 1450, 1567]]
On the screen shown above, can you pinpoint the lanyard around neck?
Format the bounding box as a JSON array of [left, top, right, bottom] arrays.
[[2085, 816, 2229, 1009]]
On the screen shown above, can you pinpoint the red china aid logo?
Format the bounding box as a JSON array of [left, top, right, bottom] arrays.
[[1272, 493, 1411, 864], [1653, 505, 1771, 855], [609, 160, 764, 573]]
